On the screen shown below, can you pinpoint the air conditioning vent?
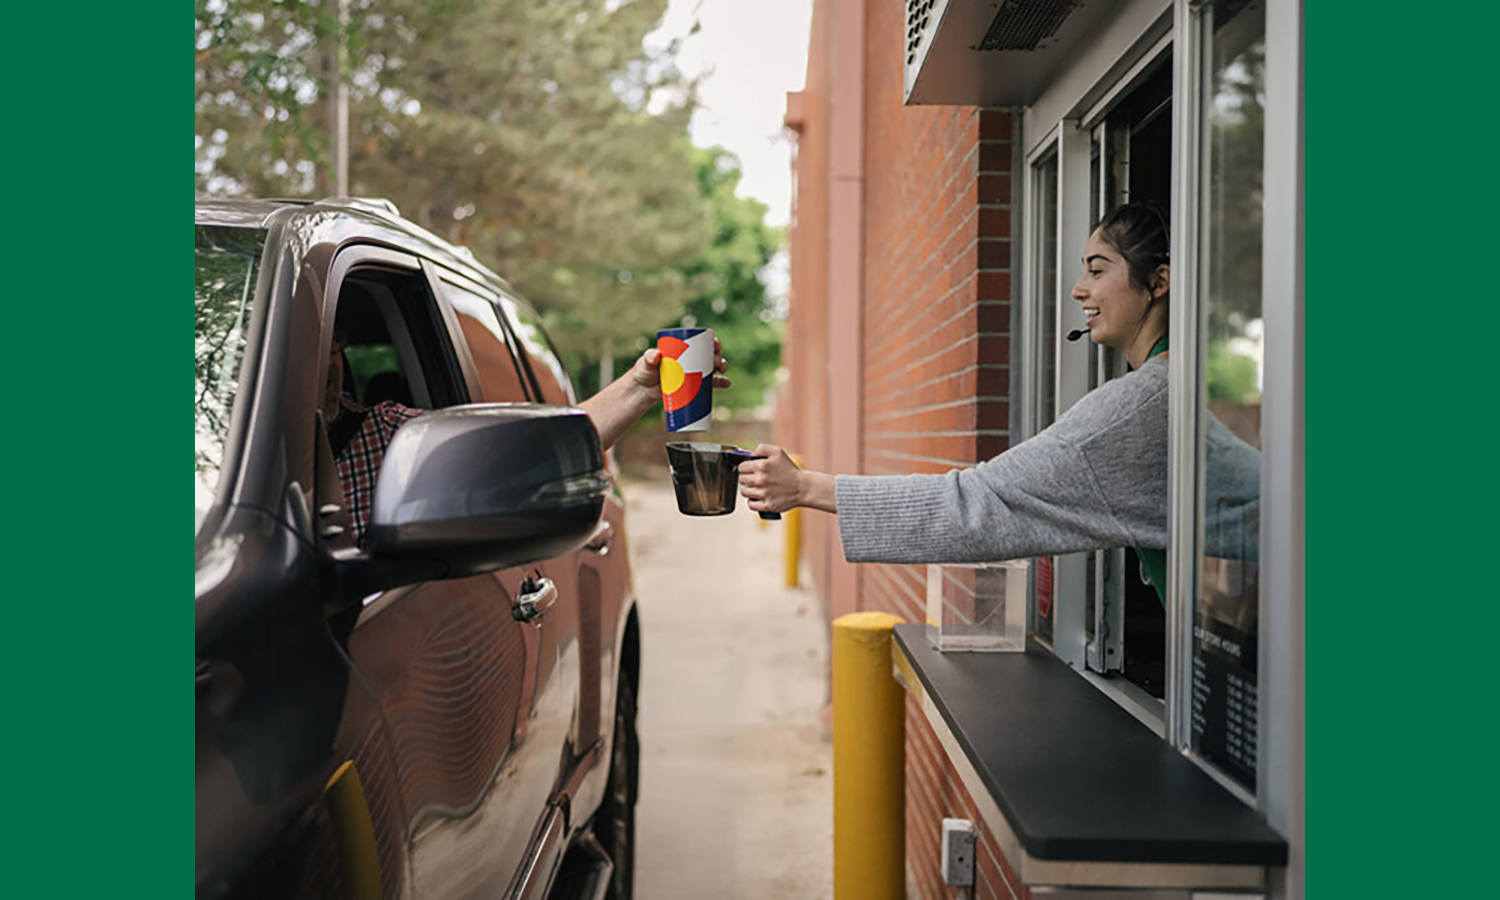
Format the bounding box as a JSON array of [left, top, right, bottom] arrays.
[[906, 0, 938, 67], [977, 0, 1077, 52], [903, 0, 1123, 107]]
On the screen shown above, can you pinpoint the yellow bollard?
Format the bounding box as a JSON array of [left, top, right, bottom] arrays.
[[784, 453, 803, 587], [784, 505, 801, 588], [832, 611, 906, 899]]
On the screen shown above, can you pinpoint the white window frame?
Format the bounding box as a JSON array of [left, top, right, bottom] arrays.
[[1018, 0, 1302, 832], [1168, 0, 1302, 826], [1021, 2, 1176, 733]]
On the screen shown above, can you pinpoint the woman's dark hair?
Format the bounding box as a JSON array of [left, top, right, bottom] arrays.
[[1094, 201, 1170, 295]]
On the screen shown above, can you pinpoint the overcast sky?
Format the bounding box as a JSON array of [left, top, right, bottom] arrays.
[[647, 0, 814, 230]]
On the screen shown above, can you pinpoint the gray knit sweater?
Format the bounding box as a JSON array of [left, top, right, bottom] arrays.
[[836, 356, 1260, 564], [840, 357, 1260, 564]]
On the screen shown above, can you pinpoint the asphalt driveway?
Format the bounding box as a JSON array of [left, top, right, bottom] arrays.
[[623, 474, 833, 898]]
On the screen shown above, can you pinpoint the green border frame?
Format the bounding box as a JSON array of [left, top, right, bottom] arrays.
[[12, 5, 177, 895], [1312, 3, 1494, 895], [15, 3, 1496, 896]]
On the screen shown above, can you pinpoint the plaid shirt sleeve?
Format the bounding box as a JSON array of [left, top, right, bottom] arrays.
[[334, 400, 425, 549]]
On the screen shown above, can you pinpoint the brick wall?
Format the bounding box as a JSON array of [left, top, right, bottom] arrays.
[[861, 5, 1017, 896], [781, 2, 1021, 898], [779, 0, 836, 621], [907, 694, 1031, 900]]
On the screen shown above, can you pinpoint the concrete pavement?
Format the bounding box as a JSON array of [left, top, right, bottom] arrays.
[[623, 474, 833, 899]]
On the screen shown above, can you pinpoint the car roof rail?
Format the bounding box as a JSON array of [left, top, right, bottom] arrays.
[[319, 196, 402, 217]]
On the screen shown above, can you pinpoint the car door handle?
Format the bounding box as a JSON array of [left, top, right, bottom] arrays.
[[584, 520, 614, 556], [512, 575, 558, 624]]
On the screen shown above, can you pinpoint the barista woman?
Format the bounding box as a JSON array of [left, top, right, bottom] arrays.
[[738, 202, 1177, 595]]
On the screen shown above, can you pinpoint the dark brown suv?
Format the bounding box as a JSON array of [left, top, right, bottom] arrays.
[[195, 197, 639, 900]]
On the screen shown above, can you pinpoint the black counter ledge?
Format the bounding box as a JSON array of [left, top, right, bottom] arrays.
[[892, 624, 1286, 885]]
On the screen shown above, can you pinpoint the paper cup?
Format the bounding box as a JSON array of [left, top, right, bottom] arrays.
[[657, 327, 714, 432]]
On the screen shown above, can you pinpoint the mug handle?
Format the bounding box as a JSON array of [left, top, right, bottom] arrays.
[[726, 449, 782, 520]]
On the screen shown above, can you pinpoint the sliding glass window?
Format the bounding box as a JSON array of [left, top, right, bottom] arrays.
[[1174, 0, 1267, 800]]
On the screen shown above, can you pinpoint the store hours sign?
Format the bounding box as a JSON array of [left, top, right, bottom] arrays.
[[1191, 611, 1259, 791]]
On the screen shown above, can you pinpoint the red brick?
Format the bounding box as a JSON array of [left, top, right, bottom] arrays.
[[977, 238, 1011, 270], [977, 301, 1010, 334], [979, 109, 1012, 139], [975, 399, 1010, 432], [979, 141, 1013, 173], [978, 174, 1012, 204], [977, 271, 1011, 301], [976, 335, 1011, 365], [978, 206, 1012, 238], [976, 365, 1011, 397]]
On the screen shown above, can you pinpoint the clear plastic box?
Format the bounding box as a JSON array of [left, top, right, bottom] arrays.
[[925, 560, 1030, 652]]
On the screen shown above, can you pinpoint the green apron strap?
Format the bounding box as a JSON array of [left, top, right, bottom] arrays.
[[1137, 332, 1169, 604]]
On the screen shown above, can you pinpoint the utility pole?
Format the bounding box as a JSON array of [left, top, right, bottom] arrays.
[[323, 0, 349, 196]]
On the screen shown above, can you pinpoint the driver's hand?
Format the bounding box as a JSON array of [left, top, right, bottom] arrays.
[[630, 336, 730, 391]]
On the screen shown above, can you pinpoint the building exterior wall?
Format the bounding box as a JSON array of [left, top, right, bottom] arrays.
[[782, 2, 1020, 897], [780, 0, 834, 620], [784, 3, 1302, 897]]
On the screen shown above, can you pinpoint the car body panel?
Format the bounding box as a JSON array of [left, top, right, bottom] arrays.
[[195, 197, 636, 900]]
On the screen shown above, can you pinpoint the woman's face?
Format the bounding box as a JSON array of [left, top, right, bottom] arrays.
[[1070, 228, 1163, 354]]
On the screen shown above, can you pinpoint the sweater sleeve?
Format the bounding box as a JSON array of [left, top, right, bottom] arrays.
[[834, 360, 1171, 565], [835, 430, 1141, 564]]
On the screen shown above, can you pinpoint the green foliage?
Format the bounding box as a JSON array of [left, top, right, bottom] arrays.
[[560, 145, 784, 412], [1206, 340, 1260, 404], [196, 0, 718, 368], [678, 146, 784, 411]]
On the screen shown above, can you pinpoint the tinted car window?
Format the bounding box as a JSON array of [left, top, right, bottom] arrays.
[[443, 281, 531, 403], [195, 225, 265, 534], [499, 295, 576, 406]]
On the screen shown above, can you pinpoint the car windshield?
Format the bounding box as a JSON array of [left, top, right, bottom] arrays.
[[195, 225, 266, 536]]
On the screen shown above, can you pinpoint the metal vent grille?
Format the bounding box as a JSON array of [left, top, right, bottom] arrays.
[[906, 0, 937, 66], [977, 0, 1078, 52]]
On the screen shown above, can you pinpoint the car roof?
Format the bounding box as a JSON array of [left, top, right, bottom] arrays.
[[194, 196, 507, 289]]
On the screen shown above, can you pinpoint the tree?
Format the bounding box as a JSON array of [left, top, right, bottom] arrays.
[[196, 0, 714, 366], [675, 146, 783, 412], [558, 146, 784, 414]]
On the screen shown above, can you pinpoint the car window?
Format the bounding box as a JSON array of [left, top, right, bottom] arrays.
[[441, 281, 531, 403], [195, 224, 265, 535], [325, 263, 469, 549], [499, 295, 576, 406], [333, 266, 470, 410]]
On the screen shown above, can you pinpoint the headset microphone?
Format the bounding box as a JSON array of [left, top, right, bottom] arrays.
[[1066, 328, 1090, 342]]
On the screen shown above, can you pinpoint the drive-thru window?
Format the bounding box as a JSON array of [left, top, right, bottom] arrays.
[[787, 0, 1302, 896]]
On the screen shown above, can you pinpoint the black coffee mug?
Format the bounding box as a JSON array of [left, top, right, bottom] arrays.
[[664, 442, 781, 520]]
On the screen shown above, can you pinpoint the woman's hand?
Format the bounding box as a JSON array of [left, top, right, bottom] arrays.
[[737, 444, 838, 514], [628, 336, 731, 392]]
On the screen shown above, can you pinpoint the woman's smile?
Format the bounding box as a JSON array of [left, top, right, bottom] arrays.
[[1068, 224, 1170, 368]]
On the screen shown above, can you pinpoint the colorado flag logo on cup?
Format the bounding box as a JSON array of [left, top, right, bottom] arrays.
[[657, 327, 714, 432]]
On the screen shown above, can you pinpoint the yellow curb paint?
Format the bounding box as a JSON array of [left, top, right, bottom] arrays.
[[325, 760, 382, 900]]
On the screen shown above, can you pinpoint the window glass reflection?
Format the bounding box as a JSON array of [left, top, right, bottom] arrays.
[[195, 225, 265, 534], [1192, 0, 1265, 792], [1032, 154, 1059, 646], [499, 296, 576, 406]]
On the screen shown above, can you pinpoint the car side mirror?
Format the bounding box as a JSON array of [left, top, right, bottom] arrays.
[[362, 404, 609, 581]]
